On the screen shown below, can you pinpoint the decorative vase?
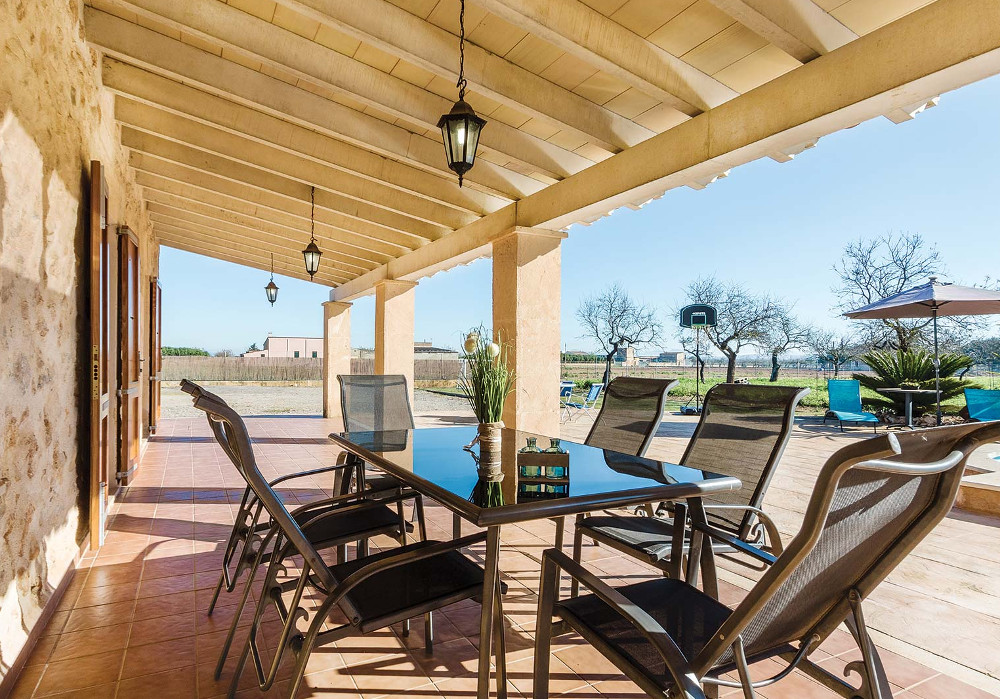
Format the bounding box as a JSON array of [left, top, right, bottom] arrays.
[[477, 421, 504, 449], [477, 422, 504, 482]]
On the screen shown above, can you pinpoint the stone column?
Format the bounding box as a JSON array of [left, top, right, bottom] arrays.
[[492, 228, 566, 435], [375, 279, 417, 404], [322, 301, 352, 422]]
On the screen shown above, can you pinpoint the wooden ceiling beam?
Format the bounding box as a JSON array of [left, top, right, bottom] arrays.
[[144, 194, 389, 268], [471, 0, 738, 114], [87, 13, 558, 192], [274, 0, 652, 151], [87, 3, 593, 180], [707, 0, 857, 63], [104, 60, 515, 214], [115, 99, 474, 230], [156, 226, 349, 287], [130, 155, 426, 253], [149, 214, 364, 278], [122, 130, 451, 241], [136, 172, 411, 258]]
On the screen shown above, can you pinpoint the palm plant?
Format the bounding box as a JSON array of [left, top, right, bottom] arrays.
[[854, 349, 974, 414]]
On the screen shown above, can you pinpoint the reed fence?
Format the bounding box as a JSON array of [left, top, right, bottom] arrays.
[[163, 356, 465, 382]]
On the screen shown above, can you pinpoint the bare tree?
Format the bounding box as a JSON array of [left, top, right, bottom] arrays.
[[577, 283, 662, 386], [681, 277, 780, 383], [833, 232, 942, 351], [760, 309, 812, 381], [810, 330, 859, 378]]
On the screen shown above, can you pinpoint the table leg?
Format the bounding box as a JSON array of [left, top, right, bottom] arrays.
[[478, 526, 503, 699], [905, 394, 913, 429]]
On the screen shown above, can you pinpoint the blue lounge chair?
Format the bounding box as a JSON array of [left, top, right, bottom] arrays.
[[559, 381, 575, 421], [965, 388, 1000, 421], [825, 379, 880, 432], [565, 383, 603, 421]]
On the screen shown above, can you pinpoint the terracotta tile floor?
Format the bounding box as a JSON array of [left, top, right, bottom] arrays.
[[10, 411, 1000, 698]]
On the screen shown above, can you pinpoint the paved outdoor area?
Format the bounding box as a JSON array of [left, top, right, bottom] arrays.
[[9, 406, 1000, 698]]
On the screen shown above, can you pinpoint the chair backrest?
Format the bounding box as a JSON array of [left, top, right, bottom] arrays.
[[584, 378, 678, 456], [697, 420, 1000, 674], [338, 374, 415, 432], [585, 383, 604, 404], [680, 383, 810, 536], [828, 379, 863, 413], [965, 388, 1000, 421], [560, 383, 574, 399], [184, 384, 339, 593]]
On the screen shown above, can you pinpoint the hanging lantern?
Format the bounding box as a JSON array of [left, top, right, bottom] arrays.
[[437, 0, 485, 187], [265, 253, 278, 305], [302, 185, 322, 279]]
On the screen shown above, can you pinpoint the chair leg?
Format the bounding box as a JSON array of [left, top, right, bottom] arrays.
[[286, 597, 337, 699], [414, 494, 428, 541], [226, 554, 283, 696], [402, 618, 410, 637], [733, 636, 757, 699], [215, 537, 271, 679], [533, 556, 559, 699], [453, 512, 462, 539], [553, 517, 565, 550], [847, 590, 893, 699], [571, 515, 584, 598], [424, 612, 434, 655]]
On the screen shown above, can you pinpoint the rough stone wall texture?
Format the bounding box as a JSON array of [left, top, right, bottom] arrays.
[[0, 0, 156, 680]]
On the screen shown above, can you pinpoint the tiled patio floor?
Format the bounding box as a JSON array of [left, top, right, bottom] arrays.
[[10, 410, 1000, 698]]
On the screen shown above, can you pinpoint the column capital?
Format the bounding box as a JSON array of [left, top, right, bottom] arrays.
[[375, 278, 418, 293], [322, 300, 352, 313], [496, 226, 568, 244]]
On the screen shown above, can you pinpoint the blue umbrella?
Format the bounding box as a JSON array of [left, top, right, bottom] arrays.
[[844, 277, 1000, 424]]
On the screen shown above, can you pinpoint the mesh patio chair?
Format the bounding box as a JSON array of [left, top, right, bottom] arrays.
[[825, 379, 880, 432], [965, 387, 1000, 421], [584, 377, 679, 457], [188, 389, 493, 699], [179, 381, 418, 618], [571, 384, 808, 589], [180, 381, 426, 671], [536, 420, 1000, 699], [560, 381, 575, 422]]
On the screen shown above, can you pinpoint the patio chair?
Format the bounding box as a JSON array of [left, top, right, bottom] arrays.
[[584, 377, 679, 457], [825, 379, 880, 432], [570, 384, 809, 590], [188, 389, 493, 699], [535, 420, 1000, 699], [560, 381, 575, 422], [179, 381, 417, 617], [565, 382, 604, 420], [965, 387, 1000, 421], [180, 382, 428, 671]]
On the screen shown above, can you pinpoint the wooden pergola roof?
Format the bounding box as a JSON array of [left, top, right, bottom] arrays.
[[83, 0, 1000, 295]]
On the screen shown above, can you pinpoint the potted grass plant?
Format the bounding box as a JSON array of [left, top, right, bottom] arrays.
[[459, 327, 515, 507]]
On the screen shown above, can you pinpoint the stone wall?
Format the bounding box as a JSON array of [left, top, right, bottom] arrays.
[[0, 0, 156, 682]]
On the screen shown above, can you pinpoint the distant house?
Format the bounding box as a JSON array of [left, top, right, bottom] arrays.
[[655, 351, 686, 366], [414, 342, 460, 361], [243, 335, 323, 359]]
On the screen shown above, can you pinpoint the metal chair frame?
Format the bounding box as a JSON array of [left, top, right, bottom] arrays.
[[564, 382, 604, 421], [571, 384, 808, 588], [188, 388, 493, 699], [536, 421, 1000, 699]]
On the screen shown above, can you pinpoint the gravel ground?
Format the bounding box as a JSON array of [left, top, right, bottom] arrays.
[[161, 383, 471, 418]]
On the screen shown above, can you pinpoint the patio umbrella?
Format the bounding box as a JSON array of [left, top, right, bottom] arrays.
[[844, 276, 1000, 425]]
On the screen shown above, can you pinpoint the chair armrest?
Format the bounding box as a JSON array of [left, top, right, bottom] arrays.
[[701, 504, 784, 555], [688, 519, 777, 565], [269, 463, 353, 487], [542, 549, 706, 699], [331, 532, 489, 603]]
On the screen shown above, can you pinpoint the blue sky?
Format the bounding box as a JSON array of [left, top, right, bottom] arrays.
[[160, 74, 1000, 356]]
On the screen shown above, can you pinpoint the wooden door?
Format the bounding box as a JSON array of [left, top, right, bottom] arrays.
[[88, 161, 114, 550], [118, 227, 142, 484], [148, 278, 162, 434]]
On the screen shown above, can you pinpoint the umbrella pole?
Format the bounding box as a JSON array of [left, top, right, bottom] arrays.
[[934, 307, 941, 426]]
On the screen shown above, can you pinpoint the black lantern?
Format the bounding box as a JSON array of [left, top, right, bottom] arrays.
[[265, 253, 278, 305], [302, 185, 322, 279], [437, 0, 485, 187]]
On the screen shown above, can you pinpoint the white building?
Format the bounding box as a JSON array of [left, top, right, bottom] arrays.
[[244, 335, 323, 359]]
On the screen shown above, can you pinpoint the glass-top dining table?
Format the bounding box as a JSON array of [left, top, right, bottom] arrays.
[[328, 425, 741, 699]]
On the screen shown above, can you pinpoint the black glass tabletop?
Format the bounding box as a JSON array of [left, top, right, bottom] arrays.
[[329, 426, 741, 526]]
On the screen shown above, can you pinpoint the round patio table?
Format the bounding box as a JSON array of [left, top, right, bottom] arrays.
[[877, 387, 940, 428]]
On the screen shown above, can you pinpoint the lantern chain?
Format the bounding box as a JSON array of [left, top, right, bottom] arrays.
[[457, 0, 467, 100], [310, 186, 316, 244]]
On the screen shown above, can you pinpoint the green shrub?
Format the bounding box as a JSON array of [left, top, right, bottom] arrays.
[[854, 350, 974, 414]]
